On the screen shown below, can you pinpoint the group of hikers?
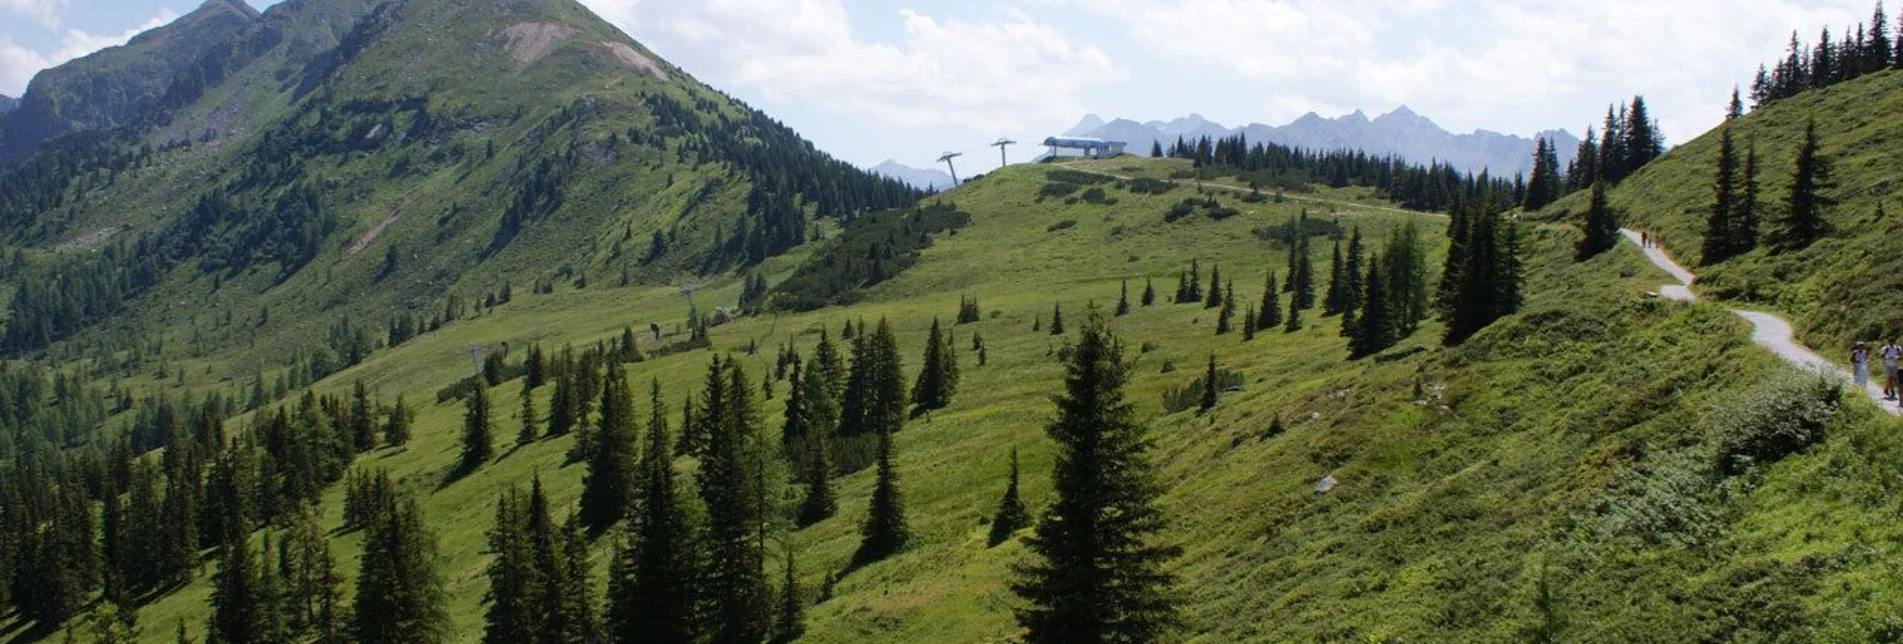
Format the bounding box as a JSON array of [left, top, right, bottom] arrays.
[[1852, 339, 1903, 405]]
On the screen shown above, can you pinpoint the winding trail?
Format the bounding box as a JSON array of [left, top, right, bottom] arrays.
[[1621, 229, 1898, 415]]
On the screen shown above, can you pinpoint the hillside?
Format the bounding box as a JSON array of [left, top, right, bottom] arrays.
[[0, 0, 917, 417], [2, 153, 1896, 642], [1532, 69, 1903, 353]]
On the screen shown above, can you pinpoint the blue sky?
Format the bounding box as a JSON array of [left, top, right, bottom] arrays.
[[1, 0, 1881, 169]]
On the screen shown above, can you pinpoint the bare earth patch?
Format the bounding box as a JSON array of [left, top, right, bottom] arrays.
[[597, 41, 670, 81], [347, 209, 401, 256], [58, 226, 122, 251], [500, 22, 578, 65]]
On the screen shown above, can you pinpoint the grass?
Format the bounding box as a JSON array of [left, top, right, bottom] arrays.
[[1531, 68, 1903, 353], [25, 156, 1903, 642]]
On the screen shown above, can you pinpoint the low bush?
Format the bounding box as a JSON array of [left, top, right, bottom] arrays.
[[1706, 370, 1842, 476]]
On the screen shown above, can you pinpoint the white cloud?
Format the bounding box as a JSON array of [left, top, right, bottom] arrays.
[[1, 10, 180, 95], [598, 0, 1122, 134], [0, 0, 63, 27], [1061, 0, 1865, 143]]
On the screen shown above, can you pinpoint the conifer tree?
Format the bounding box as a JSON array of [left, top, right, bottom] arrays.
[[1187, 259, 1203, 301], [1116, 280, 1131, 316], [1703, 124, 1740, 265], [911, 318, 958, 417], [350, 381, 377, 452], [1141, 278, 1156, 306], [610, 379, 700, 644], [775, 543, 805, 644], [697, 358, 770, 643], [1204, 266, 1223, 308], [1215, 280, 1236, 335], [1284, 288, 1303, 333], [1575, 180, 1619, 261], [1323, 239, 1346, 315], [1242, 303, 1257, 341], [1522, 136, 1562, 210], [384, 395, 412, 447], [1774, 118, 1832, 252], [482, 488, 538, 644], [1257, 270, 1281, 330], [1339, 228, 1364, 337], [526, 344, 547, 389], [1172, 271, 1189, 304], [1384, 222, 1430, 335], [1293, 236, 1316, 310], [1726, 87, 1745, 120], [854, 419, 908, 564], [460, 382, 496, 474], [1050, 303, 1065, 335], [581, 361, 639, 533], [211, 534, 265, 644], [555, 514, 602, 644], [1012, 310, 1178, 642], [518, 382, 539, 446], [987, 448, 1031, 547], [1351, 254, 1396, 358], [1199, 353, 1219, 413], [351, 499, 448, 644], [1623, 96, 1663, 173]]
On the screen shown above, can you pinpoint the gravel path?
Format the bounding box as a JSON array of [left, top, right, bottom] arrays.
[[1621, 229, 1899, 415]]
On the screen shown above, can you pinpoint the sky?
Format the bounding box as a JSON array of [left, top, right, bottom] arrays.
[[0, 0, 1882, 170]]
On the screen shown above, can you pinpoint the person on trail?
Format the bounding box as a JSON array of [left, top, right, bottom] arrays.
[[1882, 337, 1903, 400], [1641, 232, 1649, 248], [1851, 342, 1871, 389]]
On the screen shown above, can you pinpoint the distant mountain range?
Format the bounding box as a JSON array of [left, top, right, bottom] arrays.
[[870, 159, 955, 191], [1064, 107, 1579, 176]]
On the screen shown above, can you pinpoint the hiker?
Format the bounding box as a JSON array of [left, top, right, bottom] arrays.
[[1641, 231, 1649, 248], [1852, 342, 1871, 390], [1883, 337, 1903, 400]]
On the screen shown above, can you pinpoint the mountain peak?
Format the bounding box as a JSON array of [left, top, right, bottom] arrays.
[[194, 0, 260, 20], [1065, 113, 1106, 136]]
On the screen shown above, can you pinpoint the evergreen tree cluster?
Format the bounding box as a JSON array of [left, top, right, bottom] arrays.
[[1751, 4, 1899, 108], [770, 203, 971, 312], [1165, 133, 1517, 212], [1436, 197, 1525, 346], [1700, 124, 1763, 264], [1563, 96, 1665, 190], [481, 479, 601, 644]]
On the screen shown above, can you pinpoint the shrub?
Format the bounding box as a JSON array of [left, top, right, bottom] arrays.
[[1160, 368, 1243, 413], [1046, 219, 1078, 232], [1045, 169, 1113, 185], [1570, 451, 1721, 548], [1039, 182, 1081, 199], [1126, 177, 1176, 195], [1706, 370, 1842, 476]]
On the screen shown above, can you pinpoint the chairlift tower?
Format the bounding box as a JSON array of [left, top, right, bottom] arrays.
[[991, 138, 1017, 169], [938, 152, 963, 186]]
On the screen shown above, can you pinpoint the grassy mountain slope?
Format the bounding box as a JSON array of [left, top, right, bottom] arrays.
[[0, 0, 913, 404], [31, 156, 1903, 642], [1533, 69, 1903, 352], [0, 0, 262, 160]]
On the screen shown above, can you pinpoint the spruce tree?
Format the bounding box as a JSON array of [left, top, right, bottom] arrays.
[[1293, 236, 1316, 310], [1116, 280, 1131, 316], [1050, 303, 1065, 335], [350, 380, 377, 452], [911, 318, 958, 417], [697, 358, 770, 643], [1141, 278, 1156, 306], [1204, 266, 1223, 309], [1215, 281, 1235, 335], [460, 382, 496, 474], [1726, 87, 1745, 120], [854, 418, 909, 564], [1323, 239, 1346, 315], [517, 382, 539, 446], [774, 542, 806, 644], [987, 448, 1031, 547], [1187, 259, 1203, 301], [1351, 254, 1396, 358], [1774, 118, 1832, 252], [1284, 287, 1303, 333], [1623, 96, 1663, 173], [384, 395, 412, 447], [1257, 270, 1281, 330], [1703, 124, 1740, 265], [554, 514, 602, 644], [1012, 310, 1179, 642], [1575, 180, 1619, 261], [1339, 228, 1364, 338], [1242, 303, 1257, 341], [482, 488, 538, 644], [1199, 353, 1219, 413], [1522, 136, 1562, 210], [351, 499, 448, 644], [211, 534, 265, 644], [580, 361, 638, 533], [610, 379, 700, 644], [1384, 221, 1430, 335]]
